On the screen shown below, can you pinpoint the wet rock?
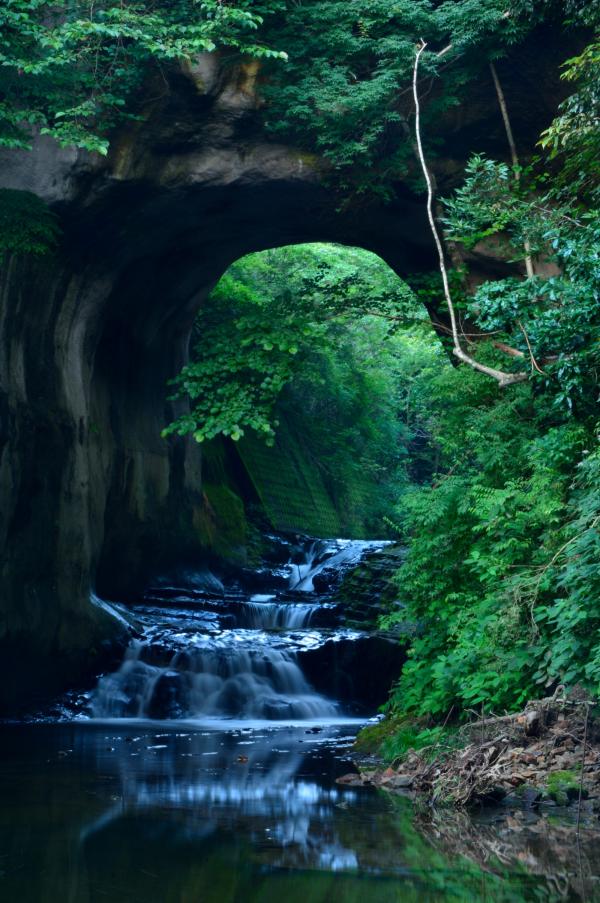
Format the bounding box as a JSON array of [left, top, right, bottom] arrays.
[[387, 774, 414, 789], [335, 546, 406, 629], [336, 773, 363, 786], [521, 786, 542, 806], [300, 635, 405, 712], [237, 568, 290, 593], [146, 671, 186, 719]]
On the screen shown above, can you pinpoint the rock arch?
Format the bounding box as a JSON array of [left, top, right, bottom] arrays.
[[0, 39, 566, 709]]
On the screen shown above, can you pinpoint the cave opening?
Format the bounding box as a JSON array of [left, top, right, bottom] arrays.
[[0, 165, 439, 711], [92, 236, 446, 602]]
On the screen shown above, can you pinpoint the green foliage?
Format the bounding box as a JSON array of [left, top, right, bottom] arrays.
[[163, 266, 303, 445], [260, 0, 541, 194], [376, 9, 600, 739], [165, 242, 425, 533], [439, 12, 600, 407], [279, 320, 424, 532], [164, 243, 418, 445], [380, 724, 448, 763], [0, 189, 59, 255], [0, 1, 285, 154], [545, 769, 579, 797], [442, 152, 600, 411], [539, 27, 600, 203], [381, 352, 598, 722], [532, 446, 600, 692]]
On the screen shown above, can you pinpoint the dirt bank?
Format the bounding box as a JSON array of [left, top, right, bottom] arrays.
[[340, 692, 600, 812]]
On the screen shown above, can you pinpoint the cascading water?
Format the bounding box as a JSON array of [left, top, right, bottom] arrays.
[[6, 537, 600, 902], [288, 539, 387, 592], [238, 595, 317, 629], [91, 537, 389, 723], [92, 636, 339, 720]]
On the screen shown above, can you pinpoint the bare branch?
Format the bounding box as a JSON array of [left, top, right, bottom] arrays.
[[413, 42, 528, 389], [490, 61, 535, 279], [494, 340, 560, 367], [517, 318, 546, 375], [493, 340, 525, 359]]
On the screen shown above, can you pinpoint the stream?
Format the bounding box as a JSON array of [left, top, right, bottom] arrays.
[[2, 538, 600, 901]]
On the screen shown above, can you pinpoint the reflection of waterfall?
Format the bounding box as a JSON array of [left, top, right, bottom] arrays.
[[79, 725, 362, 874]]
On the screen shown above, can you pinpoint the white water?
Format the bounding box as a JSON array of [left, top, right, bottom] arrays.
[[288, 539, 388, 592], [93, 638, 338, 720], [244, 597, 316, 629], [92, 538, 385, 722]]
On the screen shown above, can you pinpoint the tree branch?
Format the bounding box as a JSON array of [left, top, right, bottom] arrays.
[[489, 61, 535, 279], [517, 318, 546, 375], [493, 340, 525, 359], [413, 42, 528, 389]]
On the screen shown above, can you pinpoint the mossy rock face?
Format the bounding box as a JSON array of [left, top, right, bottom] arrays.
[[196, 483, 248, 564], [201, 439, 232, 485], [0, 189, 60, 255], [337, 546, 406, 628], [545, 770, 583, 803], [237, 424, 343, 538], [354, 716, 404, 755]]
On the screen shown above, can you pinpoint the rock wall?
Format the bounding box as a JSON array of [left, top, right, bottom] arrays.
[[237, 421, 344, 538], [0, 39, 567, 711]]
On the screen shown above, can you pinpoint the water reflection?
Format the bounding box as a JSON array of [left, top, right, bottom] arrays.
[[2, 722, 600, 902], [80, 724, 363, 873]]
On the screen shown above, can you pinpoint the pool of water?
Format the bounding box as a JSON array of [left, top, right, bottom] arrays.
[[2, 720, 600, 902]]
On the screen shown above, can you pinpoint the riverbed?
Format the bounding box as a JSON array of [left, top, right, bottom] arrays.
[[3, 539, 600, 901]]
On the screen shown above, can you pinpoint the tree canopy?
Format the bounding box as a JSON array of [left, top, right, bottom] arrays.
[[163, 244, 418, 445], [0, 0, 285, 154]]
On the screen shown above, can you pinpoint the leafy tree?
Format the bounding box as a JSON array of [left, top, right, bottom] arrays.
[[0, 1, 285, 155], [381, 365, 592, 718], [260, 0, 544, 195], [441, 156, 600, 409], [163, 243, 418, 444], [377, 11, 600, 730], [539, 39, 600, 203]]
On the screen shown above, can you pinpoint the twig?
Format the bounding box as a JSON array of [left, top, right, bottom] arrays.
[[431, 462, 460, 489], [517, 318, 546, 375], [526, 515, 600, 608]]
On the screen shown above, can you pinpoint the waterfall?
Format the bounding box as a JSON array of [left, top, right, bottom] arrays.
[[288, 539, 389, 592], [242, 596, 315, 629], [92, 639, 338, 720], [91, 537, 389, 722]]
